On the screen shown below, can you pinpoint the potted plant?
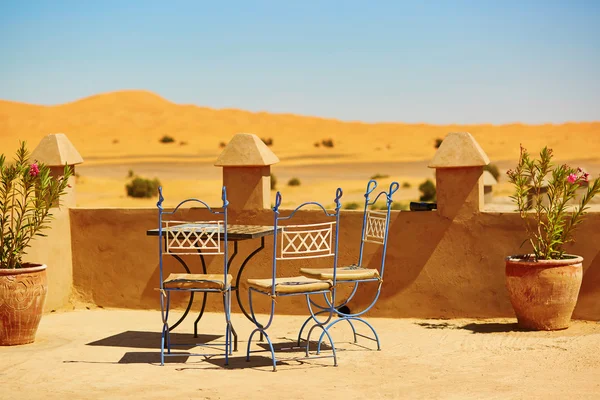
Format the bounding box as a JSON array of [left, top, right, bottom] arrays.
[[0, 142, 72, 345], [506, 146, 600, 330]]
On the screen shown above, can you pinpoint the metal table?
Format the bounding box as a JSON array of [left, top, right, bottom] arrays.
[[146, 224, 276, 338]]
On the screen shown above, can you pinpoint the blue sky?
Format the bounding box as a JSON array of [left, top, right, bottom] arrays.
[[1, 0, 599, 124]]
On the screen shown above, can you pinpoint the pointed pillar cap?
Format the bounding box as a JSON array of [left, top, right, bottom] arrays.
[[214, 133, 279, 166], [30, 133, 84, 166], [428, 132, 490, 168]]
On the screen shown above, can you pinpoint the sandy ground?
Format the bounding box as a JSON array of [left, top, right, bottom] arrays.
[[74, 158, 600, 209], [2, 309, 599, 399]]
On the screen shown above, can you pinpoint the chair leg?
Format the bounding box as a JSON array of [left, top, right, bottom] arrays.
[[317, 317, 381, 351], [306, 323, 337, 367], [159, 290, 170, 366], [296, 310, 328, 347], [222, 290, 232, 366]]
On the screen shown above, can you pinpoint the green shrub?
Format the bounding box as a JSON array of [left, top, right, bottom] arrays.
[[402, 182, 411, 188], [179, 141, 188, 146], [288, 177, 301, 186], [219, 141, 227, 148], [127, 169, 135, 178], [159, 135, 175, 144], [314, 142, 320, 147], [370, 173, 390, 180], [434, 138, 443, 149], [418, 179, 436, 201], [126, 176, 161, 198], [321, 139, 334, 148], [343, 202, 361, 210], [270, 173, 277, 191], [484, 163, 500, 181], [261, 137, 273, 146]]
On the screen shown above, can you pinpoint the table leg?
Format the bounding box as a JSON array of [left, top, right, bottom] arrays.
[[227, 242, 239, 351], [235, 237, 266, 322]]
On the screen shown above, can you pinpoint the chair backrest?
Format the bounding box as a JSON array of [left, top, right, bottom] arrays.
[[157, 186, 229, 286], [357, 180, 399, 278], [271, 188, 343, 294]]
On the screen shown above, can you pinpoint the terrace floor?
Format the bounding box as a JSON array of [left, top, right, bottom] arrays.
[[2, 309, 599, 399]]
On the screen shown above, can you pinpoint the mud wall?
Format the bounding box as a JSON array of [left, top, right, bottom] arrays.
[[69, 207, 600, 319]]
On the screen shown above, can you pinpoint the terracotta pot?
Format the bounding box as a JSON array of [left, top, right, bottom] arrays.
[[505, 255, 583, 331], [0, 264, 48, 345]]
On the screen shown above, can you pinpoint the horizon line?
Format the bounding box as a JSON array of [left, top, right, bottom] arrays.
[[1, 89, 599, 127]]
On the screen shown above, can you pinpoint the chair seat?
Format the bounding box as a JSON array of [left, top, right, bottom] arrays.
[[163, 273, 232, 290], [300, 264, 380, 281], [247, 276, 332, 295]]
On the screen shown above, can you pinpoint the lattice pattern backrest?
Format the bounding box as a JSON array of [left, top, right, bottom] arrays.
[[278, 222, 336, 260], [163, 220, 224, 255], [364, 210, 387, 245]]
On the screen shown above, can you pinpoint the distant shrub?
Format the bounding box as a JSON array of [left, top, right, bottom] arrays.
[[126, 176, 161, 198], [434, 138, 443, 149], [270, 173, 277, 191], [127, 169, 135, 178], [484, 163, 500, 182], [418, 179, 436, 201], [370, 173, 390, 180], [343, 202, 361, 210], [402, 182, 411, 188], [321, 139, 334, 148], [372, 203, 387, 210], [391, 202, 408, 211], [288, 177, 301, 187], [112, 139, 119, 144], [159, 135, 175, 144], [314, 142, 321, 148], [179, 141, 188, 146], [261, 137, 273, 146], [219, 141, 227, 148]]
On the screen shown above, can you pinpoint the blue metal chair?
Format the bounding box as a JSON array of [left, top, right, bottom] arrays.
[[246, 188, 343, 371], [297, 180, 399, 351], [157, 186, 234, 366]]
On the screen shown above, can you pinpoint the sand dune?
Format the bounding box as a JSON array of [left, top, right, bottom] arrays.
[[1, 90, 599, 166], [1, 90, 599, 207]]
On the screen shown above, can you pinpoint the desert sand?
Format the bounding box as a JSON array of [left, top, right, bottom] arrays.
[[1, 90, 599, 207], [2, 308, 599, 399]]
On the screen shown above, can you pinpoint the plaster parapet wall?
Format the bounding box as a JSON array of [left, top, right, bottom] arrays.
[[69, 207, 600, 320]]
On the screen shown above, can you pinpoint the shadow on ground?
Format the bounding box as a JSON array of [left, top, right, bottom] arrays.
[[415, 321, 529, 333], [86, 330, 222, 349]]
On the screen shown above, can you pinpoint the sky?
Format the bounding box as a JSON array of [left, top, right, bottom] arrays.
[[1, 0, 599, 124]]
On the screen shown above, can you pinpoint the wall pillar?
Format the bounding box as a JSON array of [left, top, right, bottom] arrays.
[[428, 132, 490, 219], [215, 133, 279, 211], [28, 133, 83, 311]]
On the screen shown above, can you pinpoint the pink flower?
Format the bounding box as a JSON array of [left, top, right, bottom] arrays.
[[29, 163, 40, 177], [567, 173, 577, 184], [583, 173, 589, 182]]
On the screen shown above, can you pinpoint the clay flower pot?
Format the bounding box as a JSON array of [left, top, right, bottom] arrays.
[[505, 255, 583, 331], [0, 264, 48, 345]]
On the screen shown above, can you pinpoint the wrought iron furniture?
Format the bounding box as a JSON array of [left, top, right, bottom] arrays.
[[156, 186, 234, 365], [148, 223, 276, 337], [246, 189, 343, 371], [297, 180, 398, 351]]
